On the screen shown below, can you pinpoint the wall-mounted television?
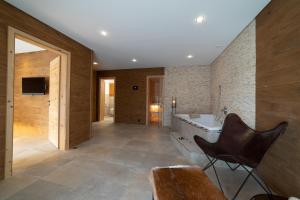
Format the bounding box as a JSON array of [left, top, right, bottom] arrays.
[[22, 77, 47, 95]]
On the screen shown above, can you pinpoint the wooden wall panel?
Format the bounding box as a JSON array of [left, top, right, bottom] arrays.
[[99, 79, 105, 121], [0, 2, 93, 179], [109, 83, 115, 97], [98, 68, 164, 124], [92, 70, 97, 122], [0, 25, 7, 180], [14, 51, 58, 138], [256, 0, 300, 196]]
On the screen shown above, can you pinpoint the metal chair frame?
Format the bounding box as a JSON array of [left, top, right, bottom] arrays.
[[203, 153, 273, 200]]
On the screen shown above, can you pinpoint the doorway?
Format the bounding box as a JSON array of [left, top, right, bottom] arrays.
[[5, 27, 70, 178], [99, 78, 115, 123], [146, 76, 164, 127]]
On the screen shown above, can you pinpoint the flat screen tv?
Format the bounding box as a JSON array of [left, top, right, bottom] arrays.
[[22, 77, 46, 95]]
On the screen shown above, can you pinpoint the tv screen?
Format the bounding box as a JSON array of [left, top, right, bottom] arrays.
[[22, 77, 46, 95]]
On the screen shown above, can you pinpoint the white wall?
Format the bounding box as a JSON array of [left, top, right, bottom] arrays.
[[211, 21, 256, 128], [163, 65, 211, 126]]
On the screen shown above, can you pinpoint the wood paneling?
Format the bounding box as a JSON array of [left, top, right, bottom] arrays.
[[256, 0, 300, 196], [14, 51, 58, 139], [92, 70, 97, 122], [0, 25, 7, 179], [99, 79, 105, 121], [48, 56, 60, 148], [0, 1, 93, 179], [109, 83, 115, 97], [97, 68, 164, 124]]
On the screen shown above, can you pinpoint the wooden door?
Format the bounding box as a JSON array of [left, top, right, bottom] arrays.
[[109, 83, 115, 96], [157, 77, 164, 127], [48, 56, 60, 148], [99, 79, 105, 121], [148, 76, 164, 127]]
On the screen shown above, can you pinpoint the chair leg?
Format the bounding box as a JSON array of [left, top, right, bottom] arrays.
[[203, 158, 217, 171], [225, 162, 240, 171], [211, 161, 224, 193], [231, 169, 253, 200], [232, 166, 273, 200], [240, 165, 273, 195], [203, 154, 224, 193]]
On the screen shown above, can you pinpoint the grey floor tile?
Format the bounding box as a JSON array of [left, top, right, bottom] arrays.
[[6, 180, 72, 200]]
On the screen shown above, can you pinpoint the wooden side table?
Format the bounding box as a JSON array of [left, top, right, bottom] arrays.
[[149, 166, 227, 200]]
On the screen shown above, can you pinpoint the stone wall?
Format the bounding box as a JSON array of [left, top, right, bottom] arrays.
[[210, 21, 256, 128], [163, 65, 211, 126]]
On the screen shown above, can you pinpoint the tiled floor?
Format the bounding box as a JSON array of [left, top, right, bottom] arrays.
[[13, 133, 58, 176], [0, 119, 264, 200]]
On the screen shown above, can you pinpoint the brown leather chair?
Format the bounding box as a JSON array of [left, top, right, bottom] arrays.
[[194, 113, 288, 200]]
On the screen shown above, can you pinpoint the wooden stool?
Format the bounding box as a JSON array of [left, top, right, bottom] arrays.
[[149, 166, 227, 200]]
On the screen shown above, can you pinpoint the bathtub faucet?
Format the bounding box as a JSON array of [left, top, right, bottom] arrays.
[[215, 106, 228, 124], [221, 106, 228, 115]]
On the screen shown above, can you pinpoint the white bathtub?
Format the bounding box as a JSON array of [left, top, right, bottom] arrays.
[[174, 114, 222, 132], [171, 114, 223, 165]]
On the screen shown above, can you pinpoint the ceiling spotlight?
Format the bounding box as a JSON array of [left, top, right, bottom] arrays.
[[195, 15, 205, 24], [100, 31, 108, 36], [187, 54, 193, 59], [131, 58, 137, 63], [93, 61, 98, 65]]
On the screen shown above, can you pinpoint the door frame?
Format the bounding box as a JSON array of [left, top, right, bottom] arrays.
[[5, 27, 71, 178], [99, 77, 116, 122], [146, 75, 164, 126]]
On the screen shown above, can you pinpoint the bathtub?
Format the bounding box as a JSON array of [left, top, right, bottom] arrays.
[[174, 114, 222, 132], [170, 114, 224, 165]]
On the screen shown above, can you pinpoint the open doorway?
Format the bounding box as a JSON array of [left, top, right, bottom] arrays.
[[99, 78, 115, 123], [146, 76, 164, 127], [13, 37, 61, 174], [5, 27, 70, 178]]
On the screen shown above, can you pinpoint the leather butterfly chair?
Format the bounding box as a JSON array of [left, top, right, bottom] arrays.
[[194, 113, 288, 200]]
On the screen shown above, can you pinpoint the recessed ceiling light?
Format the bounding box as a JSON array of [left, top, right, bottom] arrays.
[[195, 15, 205, 24], [187, 54, 193, 59], [131, 58, 137, 63], [93, 61, 98, 65], [100, 31, 108, 36]]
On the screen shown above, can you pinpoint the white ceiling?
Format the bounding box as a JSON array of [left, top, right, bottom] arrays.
[[7, 0, 270, 70], [15, 38, 45, 54]]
